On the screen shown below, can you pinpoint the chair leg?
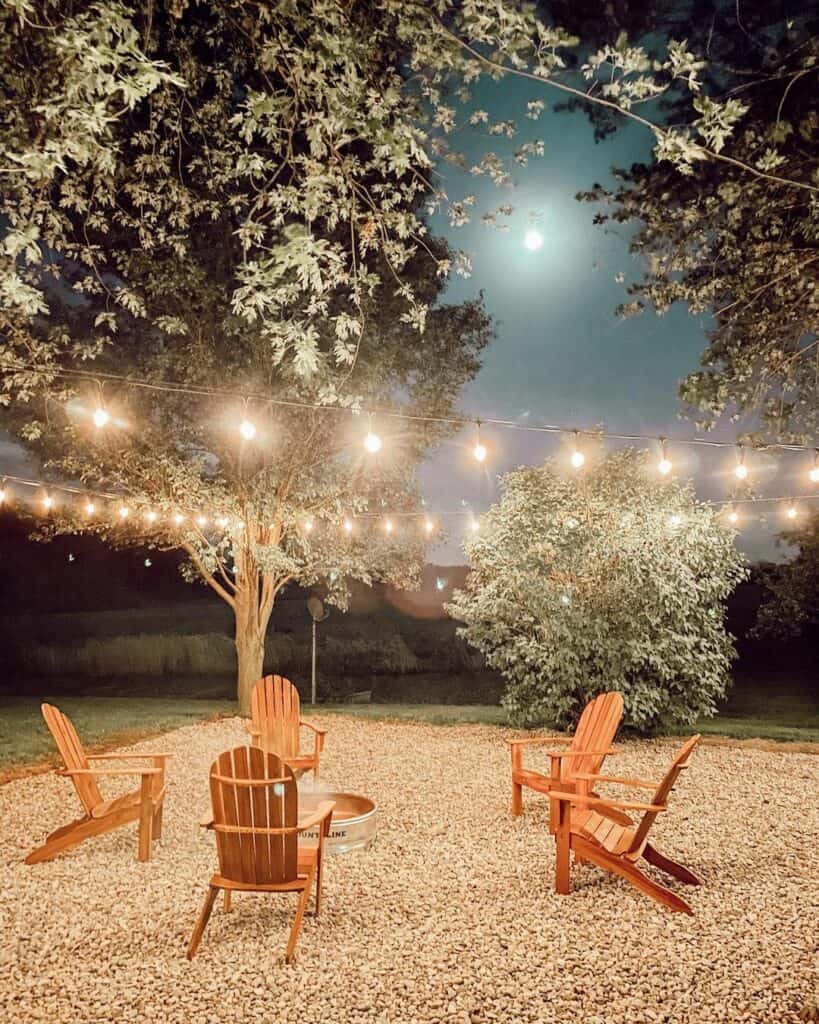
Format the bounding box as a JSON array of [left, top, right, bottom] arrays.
[[223, 890, 232, 912], [511, 780, 523, 816], [25, 815, 102, 865], [286, 871, 315, 963], [138, 775, 154, 862], [152, 803, 163, 842], [574, 837, 694, 914], [644, 843, 702, 886], [187, 886, 219, 959], [554, 829, 571, 895]]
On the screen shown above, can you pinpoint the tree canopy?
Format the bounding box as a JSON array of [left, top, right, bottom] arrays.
[[448, 449, 748, 731], [754, 511, 819, 642], [575, 2, 819, 441]]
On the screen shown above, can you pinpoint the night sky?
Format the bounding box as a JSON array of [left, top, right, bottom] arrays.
[[420, 74, 793, 565]]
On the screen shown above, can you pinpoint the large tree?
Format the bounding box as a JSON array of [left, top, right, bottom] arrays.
[[448, 449, 748, 731], [5, 231, 490, 713]]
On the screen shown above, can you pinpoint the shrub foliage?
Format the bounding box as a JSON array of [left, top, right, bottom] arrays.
[[448, 449, 748, 732]]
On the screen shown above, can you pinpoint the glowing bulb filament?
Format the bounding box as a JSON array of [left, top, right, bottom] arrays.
[[384, 518, 394, 534], [85, 501, 95, 516], [473, 442, 487, 463], [470, 516, 479, 533], [145, 510, 158, 523], [658, 458, 672, 476], [424, 518, 434, 535], [118, 507, 129, 519], [43, 495, 53, 510], [239, 418, 256, 441], [364, 431, 382, 454], [735, 463, 748, 480], [304, 518, 314, 533], [196, 515, 207, 528], [343, 518, 353, 535], [786, 505, 798, 520], [570, 450, 585, 470], [92, 407, 110, 429]]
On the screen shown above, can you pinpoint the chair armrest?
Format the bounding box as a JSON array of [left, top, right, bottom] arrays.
[[61, 767, 160, 777], [506, 736, 572, 748], [200, 813, 215, 829], [572, 772, 656, 789], [296, 801, 335, 833], [548, 790, 667, 814], [300, 720, 326, 736], [86, 752, 173, 760]]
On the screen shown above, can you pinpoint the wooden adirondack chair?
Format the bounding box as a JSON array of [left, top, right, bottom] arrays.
[[248, 675, 326, 779], [25, 703, 170, 865], [508, 692, 624, 820], [549, 734, 702, 914], [188, 746, 335, 963]]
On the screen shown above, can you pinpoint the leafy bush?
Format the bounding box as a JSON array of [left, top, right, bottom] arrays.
[[448, 449, 748, 733]]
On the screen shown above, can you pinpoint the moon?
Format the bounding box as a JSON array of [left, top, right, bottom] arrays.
[[524, 229, 543, 251]]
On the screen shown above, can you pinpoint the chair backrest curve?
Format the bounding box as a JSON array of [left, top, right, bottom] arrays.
[[209, 745, 298, 885], [250, 675, 301, 760], [628, 734, 701, 855], [570, 692, 624, 779], [41, 702, 102, 815]]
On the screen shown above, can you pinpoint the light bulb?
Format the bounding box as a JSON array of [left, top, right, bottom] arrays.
[[0, 488, 6, 505], [304, 518, 314, 533], [118, 506, 129, 519], [364, 431, 382, 454], [810, 467, 819, 483], [473, 442, 487, 463], [343, 518, 353, 534], [470, 516, 479, 533], [173, 513, 185, 525], [145, 510, 158, 523], [92, 407, 110, 429], [424, 518, 434, 535], [735, 463, 748, 480], [239, 418, 256, 441], [43, 495, 53, 510], [196, 515, 207, 528], [786, 505, 797, 520], [215, 516, 228, 528], [658, 458, 672, 476], [669, 513, 682, 527], [728, 511, 739, 525], [570, 450, 585, 469], [85, 501, 95, 516], [384, 518, 394, 534]]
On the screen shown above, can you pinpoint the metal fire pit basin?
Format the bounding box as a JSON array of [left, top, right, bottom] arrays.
[[299, 791, 376, 853]]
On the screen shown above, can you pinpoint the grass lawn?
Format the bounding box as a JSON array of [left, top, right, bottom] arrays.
[[2, 678, 817, 780], [0, 696, 234, 779]]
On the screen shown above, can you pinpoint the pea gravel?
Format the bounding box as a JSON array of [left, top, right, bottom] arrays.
[[1, 715, 817, 1024]]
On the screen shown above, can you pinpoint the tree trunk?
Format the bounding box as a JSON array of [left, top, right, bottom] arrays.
[[234, 588, 266, 717]]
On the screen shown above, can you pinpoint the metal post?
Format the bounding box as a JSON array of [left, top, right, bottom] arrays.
[[311, 617, 317, 706]]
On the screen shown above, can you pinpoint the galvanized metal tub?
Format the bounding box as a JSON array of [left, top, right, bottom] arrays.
[[299, 791, 376, 853]]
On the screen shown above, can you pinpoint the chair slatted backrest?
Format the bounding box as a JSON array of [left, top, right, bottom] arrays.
[[627, 734, 701, 857], [210, 746, 298, 886], [41, 702, 102, 815], [570, 692, 624, 778], [250, 675, 301, 759]]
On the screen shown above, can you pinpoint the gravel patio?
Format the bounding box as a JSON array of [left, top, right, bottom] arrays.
[[1, 714, 817, 1024]]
